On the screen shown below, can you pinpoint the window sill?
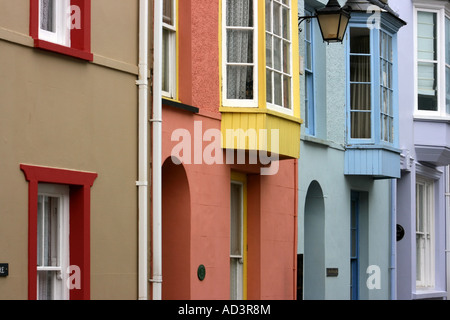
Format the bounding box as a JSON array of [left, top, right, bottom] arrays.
[[413, 115, 450, 123], [413, 289, 447, 300], [346, 143, 401, 154], [162, 98, 199, 114], [34, 39, 93, 61], [301, 134, 345, 151]]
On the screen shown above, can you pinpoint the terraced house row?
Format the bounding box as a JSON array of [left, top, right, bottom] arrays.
[[0, 0, 449, 300]]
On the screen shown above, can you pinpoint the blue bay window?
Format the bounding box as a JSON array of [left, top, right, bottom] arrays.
[[345, 12, 405, 179]]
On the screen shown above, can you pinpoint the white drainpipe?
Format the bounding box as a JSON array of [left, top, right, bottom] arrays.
[[151, 0, 163, 300], [137, 0, 149, 300], [445, 166, 450, 300], [390, 179, 397, 300]]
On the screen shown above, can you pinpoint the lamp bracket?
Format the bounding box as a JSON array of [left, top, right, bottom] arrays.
[[298, 15, 317, 32]]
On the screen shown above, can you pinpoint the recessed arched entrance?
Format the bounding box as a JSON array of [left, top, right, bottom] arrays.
[[162, 157, 191, 300], [303, 181, 325, 300]]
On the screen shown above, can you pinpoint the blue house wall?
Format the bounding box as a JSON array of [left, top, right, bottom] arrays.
[[297, 0, 404, 300]]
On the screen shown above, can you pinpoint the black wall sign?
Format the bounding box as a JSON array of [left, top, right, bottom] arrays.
[[397, 224, 405, 242], [0, 264, 8, 277], [326, 268, 339, 277]]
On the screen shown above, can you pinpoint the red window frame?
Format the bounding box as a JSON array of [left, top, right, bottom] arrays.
[[29, 0, 93, 61], [21, 164, 97, 300]]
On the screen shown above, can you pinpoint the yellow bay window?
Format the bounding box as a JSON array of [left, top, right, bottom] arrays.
[[220, 0, 302, 159]]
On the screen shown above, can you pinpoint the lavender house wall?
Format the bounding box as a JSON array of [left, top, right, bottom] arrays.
[[396, 0, 449, 300]]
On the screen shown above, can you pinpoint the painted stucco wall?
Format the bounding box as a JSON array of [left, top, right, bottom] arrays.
[[159, 0, 298, 300], [0, 0, 140, 299], [396, 0, 448, 300], [297, 0, 393, 300]]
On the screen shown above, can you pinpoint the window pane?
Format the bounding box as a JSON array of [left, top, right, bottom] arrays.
[[350, 84, 371, 111], [418, 62, 438, 111], [274, 37, 282, 71], [227, 66, 254, 100], [283, 75, 291, 109], [447, 17, 450, 114], [266, 70, 273, 103], [273, 2, 281, 36], [381, 114, 393, 143], [416, 235, 423, 282], [381, 87, 390, 114], [266, 34, 272, 67], [446, 17, 450, 65], [227, 0, 253, 27], [447, 66, 450, 114], [350, 28, 370, 54], [163, 0, 174, 26], [37, 196, 43, 267], [351, 230, 357, 257], [225, 0, 255, 103], [265, 0, 271, 32], [417, 12, 437, 61], [350, 56, 371, 82], [306, 42, 312, 71], [282, 6, 290, 40], [230, 184, 242, 256], [45, 197, 59, 267], [305, 19, 311, 42], [227, 30, 253, 63], [38, 271, 55, 300], [274, 72, 282, 106], [162, 29, 170, 93], [351, 112, 371, 139], [40, 0, 55, 32], [304, 77, 310, 129], [283, 40, 290, 74], [416, 183, 424, 232]]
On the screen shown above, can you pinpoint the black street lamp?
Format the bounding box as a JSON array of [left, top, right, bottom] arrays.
[[298, 0, 351, 43]]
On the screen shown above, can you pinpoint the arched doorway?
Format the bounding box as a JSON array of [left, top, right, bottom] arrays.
[[303, 181, 325, 300], [162, 157, 191, 300]]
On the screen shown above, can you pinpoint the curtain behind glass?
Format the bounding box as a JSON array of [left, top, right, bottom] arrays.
[[226, 0, 254, 100], [40, 0, 55, 32]]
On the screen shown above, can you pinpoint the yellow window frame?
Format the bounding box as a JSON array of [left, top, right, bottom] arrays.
[[219, 0, 301, 120]]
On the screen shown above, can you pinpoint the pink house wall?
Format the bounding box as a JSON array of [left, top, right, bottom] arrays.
[[158, 0, 298, 300]]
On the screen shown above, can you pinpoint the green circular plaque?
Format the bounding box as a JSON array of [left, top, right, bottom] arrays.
[[197, 265, 206, 281]]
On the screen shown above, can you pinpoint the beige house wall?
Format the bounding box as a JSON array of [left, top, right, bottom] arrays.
[[0, 0, 143, 299]]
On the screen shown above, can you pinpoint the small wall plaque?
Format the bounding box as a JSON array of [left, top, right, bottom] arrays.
[[397, 224, 405, 241], [326, 268, 339, 277], [197, 265, 206, 281], [0, 264, 8, 277]]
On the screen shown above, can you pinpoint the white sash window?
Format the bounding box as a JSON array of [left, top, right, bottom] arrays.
[[37, 184, 70, 300]]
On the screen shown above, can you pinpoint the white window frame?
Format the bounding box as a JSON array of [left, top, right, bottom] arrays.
[[222, 0, 259, 108], [265, 0, 294, 116], [413, 2, 450, 119], [415, 176, 435, 289], [162, 0, 177, 99], [38, 0, 71, 47], [37, 183, 70, 300]]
